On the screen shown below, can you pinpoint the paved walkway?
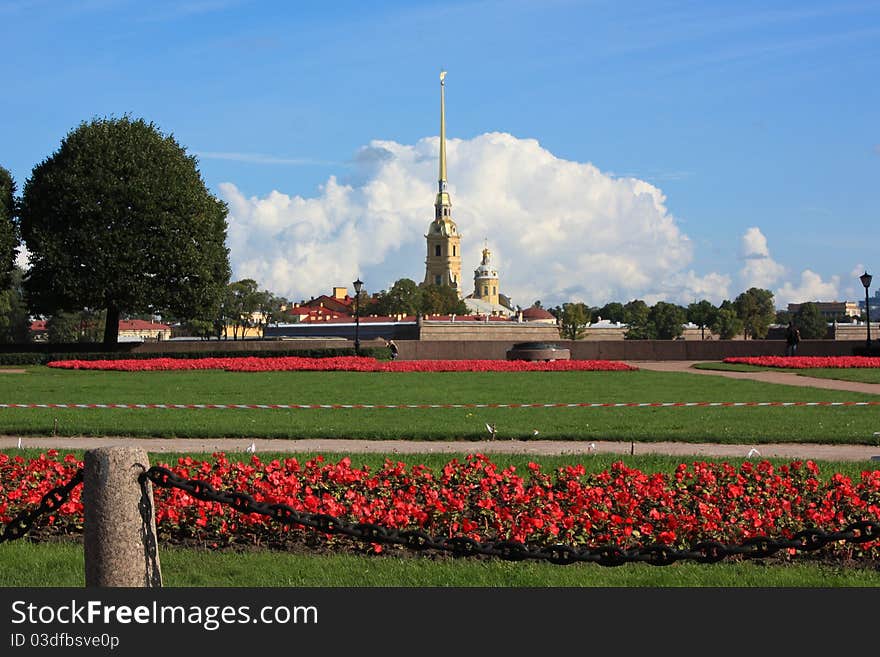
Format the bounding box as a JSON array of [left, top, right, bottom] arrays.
[[1, 435, 878, 461], [627, 360, 880, 395]]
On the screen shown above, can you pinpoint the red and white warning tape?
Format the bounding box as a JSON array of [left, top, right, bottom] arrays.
[[0, 401, 878, 410]]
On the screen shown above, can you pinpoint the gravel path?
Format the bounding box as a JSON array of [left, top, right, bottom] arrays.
[[2, 436, 878, 462]]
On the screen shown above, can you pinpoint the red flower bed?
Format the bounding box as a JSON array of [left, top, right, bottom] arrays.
[[724, 356, 880, 369], [46, 356, 636, 372], [2, 451, 878, 560]]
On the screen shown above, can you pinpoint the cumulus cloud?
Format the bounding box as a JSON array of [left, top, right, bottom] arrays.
[[736, 227, 843, 307], [739, 227, 785, 289], [775, 270, 842, 307], [221, 132, 728, 307]]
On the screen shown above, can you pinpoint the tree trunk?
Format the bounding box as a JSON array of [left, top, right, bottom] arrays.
[[104, 302, 119, 347]]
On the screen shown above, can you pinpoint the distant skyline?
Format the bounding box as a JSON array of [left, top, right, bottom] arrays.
[[3, 0, 878, 309]]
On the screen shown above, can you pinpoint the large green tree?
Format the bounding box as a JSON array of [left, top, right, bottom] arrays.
[[374, 278, 422, 316], [0, 166, 17, 287], [622, 299, 651, 339], [596, 302, 625, 324], [734, 288, 776, 339], [419, 284, 468, 315], [19, 116, 231, 346], [225, 279, 261, 340], [687, 300, 718, 340], [649, 301, 687, 340], [712, 303, 744, 340], [794, 302, 829, 340], [558, 302, 591, 340]]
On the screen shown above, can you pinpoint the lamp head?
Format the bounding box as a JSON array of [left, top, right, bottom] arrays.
[[353, 278, 364, 294], [860, 271, 873, 290]]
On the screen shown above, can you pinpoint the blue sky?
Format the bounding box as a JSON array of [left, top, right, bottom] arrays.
[[2, 0, 878, 308]]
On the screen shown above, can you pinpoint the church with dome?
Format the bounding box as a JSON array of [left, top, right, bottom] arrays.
[[422, 71, 515, 317]]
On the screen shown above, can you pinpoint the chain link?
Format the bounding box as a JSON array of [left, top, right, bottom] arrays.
[[142, 466, 879, 566], [0, 469, 84, 544]]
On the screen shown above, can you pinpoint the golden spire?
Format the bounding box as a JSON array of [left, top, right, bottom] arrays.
[[439, 70, 447, 193]]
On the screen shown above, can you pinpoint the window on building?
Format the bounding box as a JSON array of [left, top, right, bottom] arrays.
[[435, 245, 441, 257], [452, 245, 456, 256], [483, 286, 488, 296], [435, 275, 441, 285], [492, 287, 496, 296]]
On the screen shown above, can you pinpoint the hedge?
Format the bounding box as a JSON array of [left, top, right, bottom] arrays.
[[0, 347, 391, 366]]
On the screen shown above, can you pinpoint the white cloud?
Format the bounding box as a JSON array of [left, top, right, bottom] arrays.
[[736, 227, 843, 307], [775, 270, 841, 306], [739, 226, 785, 289], [220, 132, 728, 307]]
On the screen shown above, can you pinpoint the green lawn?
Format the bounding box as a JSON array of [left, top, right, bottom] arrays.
[[693, 362, 880, 384], [2, 540, 878, 587], [1, 367, 879, 443]]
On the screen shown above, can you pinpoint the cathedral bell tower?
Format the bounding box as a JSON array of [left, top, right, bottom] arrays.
[[473, 244, 500, 306], [423, 70, 462, 295]]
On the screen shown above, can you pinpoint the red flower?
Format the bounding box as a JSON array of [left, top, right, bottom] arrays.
[[46, 356, 637, 373]]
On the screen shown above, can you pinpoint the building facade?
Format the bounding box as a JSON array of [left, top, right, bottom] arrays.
[[787, 301, 860, 319], [471, 246, 500, 305]]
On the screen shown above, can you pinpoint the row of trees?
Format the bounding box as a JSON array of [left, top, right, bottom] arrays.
[[547, 288, 831, 341], [371, 278, 468, 317]]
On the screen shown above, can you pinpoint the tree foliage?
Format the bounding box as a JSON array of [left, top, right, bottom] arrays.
[[712, 306, 744, 340], [225, 279, 260, 340], [623, 300, 651, 339], [19, 116, 231, 346], [374, 278, 422, 316], [419, 284, 468, 315], [687, 300, 718, 340], [0, 166, 17, 287], [47, 309, 106, 343], [649, 301, 687, 340], [775, 310, 792, 326], [558, 302, 591, 340], [596, 302, 625, 324], [734, 288, 776, 339], [794, 302, 829, 340], [0, 267, 30, 343]]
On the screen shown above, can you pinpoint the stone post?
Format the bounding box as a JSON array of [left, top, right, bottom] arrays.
[[83, 447, 162, 587]]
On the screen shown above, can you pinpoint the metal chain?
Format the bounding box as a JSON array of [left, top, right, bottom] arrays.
[[0, 469, 84, 544], [142, 466, 879, 566]]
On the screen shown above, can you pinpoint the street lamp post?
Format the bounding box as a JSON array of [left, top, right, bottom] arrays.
[[860, 271, 873, 352], [353, 278, 363, 356]]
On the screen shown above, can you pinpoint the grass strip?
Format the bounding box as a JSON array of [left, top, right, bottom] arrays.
[[2, 540, 878, 587], [692, 362, 880, 384]]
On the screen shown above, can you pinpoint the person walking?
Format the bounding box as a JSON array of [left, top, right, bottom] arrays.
[[384, 338, 399, 360], [785, 321, 800, 357]]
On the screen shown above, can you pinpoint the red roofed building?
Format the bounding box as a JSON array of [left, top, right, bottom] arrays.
[[118, 319, 172, 342], [521, 307, 557, 324], [30, 319, 49, 342]]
